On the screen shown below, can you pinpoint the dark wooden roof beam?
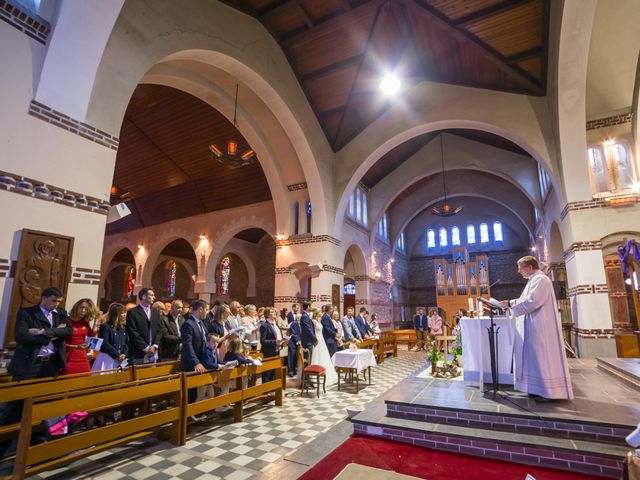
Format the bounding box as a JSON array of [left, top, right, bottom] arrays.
[[506, 46, 543, 63], [411, 0, 543, 95], [297, 3, 314, 28], [452, 0, 532, 26], [301, 54, 364, 82]]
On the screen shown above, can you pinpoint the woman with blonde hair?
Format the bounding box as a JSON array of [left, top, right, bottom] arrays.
[[65, 298, 99, 374], [209, 303, 236, 359]]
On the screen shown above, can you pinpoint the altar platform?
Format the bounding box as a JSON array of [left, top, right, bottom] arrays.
[[352, 358, 640, 479]]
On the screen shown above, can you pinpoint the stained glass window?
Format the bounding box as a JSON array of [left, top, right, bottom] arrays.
[[344, 283, 356, 295], [451, 227, 460, 246], [588, 146, 608, 193], [480, 223, 489, 243], [427, 229, 435, 248], [467, 224, 476, 244], [493, 221, 503, 242], [219, 256, 231, 295], [306, 200, 312, 233], [124, 265, 135, 298], [439, 227, 448, 247], [166, 260, 177, 297]]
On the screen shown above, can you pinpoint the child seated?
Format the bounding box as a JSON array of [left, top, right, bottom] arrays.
[[223, 337, 255, 365]]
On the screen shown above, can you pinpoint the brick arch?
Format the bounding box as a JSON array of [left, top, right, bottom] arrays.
[[212, 249, 257, 298], [140, 229, 198, 288], [343, 243, 369, 278]]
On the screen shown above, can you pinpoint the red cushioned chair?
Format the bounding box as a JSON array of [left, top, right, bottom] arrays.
[[298, 347, 326, 398]]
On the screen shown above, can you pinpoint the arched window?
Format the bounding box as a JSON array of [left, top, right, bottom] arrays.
[[377, 213, 389, 240], [451, 226, 460, 246], [348, 192, 355, 217], [166, 260, 177, 298], [362, 192, 368, 226], [218, 256, 231, 295], [493, 221, 503, 242], [356, 189, 362, 221], [305, 200, 312, 233], [588, 146, 608, 193], [479, 223, 489, 243], [292, 202, 300, 235], [467, 225, 476, 244], [344, 283, 356, 295], [123, 265, 135, 298], [439, 227, 448, 247], [427, 229, 435, 248], [396, 231, 405, 252], [611, 142, 635, 189]]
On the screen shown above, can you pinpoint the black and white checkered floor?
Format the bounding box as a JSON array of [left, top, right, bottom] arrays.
[[30, 350, 426, 480]]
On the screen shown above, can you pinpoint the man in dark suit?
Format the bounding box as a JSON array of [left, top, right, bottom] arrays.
[[126, 288, 163, 364], [259, 308, 285, 383], [355, 307, 374, 339], [320, 304, 338, 357], [161, 299, 184, 361], [1, 287, 72, 452], [180, 300, 209, 403], [299, 302, 317, 359], [287, 312, 301, 377], [413, 307, 429, 351], [287, 303, 299, 324]]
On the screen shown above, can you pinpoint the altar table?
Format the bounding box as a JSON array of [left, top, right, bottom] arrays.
[[333, 349, 377, 393], [460, 316, 515, 388]]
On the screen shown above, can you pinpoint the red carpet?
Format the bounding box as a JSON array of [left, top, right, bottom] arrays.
[[299, 435, 607, 480]]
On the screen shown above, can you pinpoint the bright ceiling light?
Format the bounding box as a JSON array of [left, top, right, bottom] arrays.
[[379, 73, 401, 96]]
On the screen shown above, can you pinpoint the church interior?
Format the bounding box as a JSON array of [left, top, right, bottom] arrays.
[[1, 0, 640, 478]]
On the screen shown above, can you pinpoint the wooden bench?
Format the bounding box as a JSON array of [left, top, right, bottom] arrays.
[[389, 329, 417, 350], [132, 360, 180, 380], [11, 374, 183, 480], [378, 333, 397, 363]]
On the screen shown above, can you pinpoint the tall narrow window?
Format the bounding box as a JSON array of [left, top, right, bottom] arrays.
[[493, 221, 503, 242], [362, 192, 368, 226], [612, 142, 635, 189], [348, 192, 355, 218], [467, 224, 476, 244], [355, 189, 362, 222], [382, 214, 388, 239], [588, 146, 608, 193], [427, 229, 435, 248], [537, 163, 550, 200], [293, 202, 299, 235], [480, 223, 489, 243], [218, 256, 231, 295], [451, 226, 460, 246], [396, 232, 405, 252], [305, 200, 312, 233], [439, 227, 448, 247], [124, 265, 135, 298], [166, 260, 177, 298]]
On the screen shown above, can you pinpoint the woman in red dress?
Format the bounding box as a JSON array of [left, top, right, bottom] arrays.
[[65, 298, 98, 374]]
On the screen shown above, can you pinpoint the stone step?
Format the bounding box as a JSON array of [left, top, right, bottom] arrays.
[[385, 399, 634, 445], [352, 412, 627, 478], [597, 357, 640, 392]]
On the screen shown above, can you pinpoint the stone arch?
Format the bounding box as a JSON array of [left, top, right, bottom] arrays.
[[140, 231, 198, 288], [206, 216, 275, 283], [333, 82, 562, 236], [100, 241, 137, 299], [549, 222, 564, 263], [343, 243, 368, 279]]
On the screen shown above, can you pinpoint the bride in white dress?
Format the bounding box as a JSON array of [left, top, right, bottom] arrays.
[[310, 309, 338, 385]]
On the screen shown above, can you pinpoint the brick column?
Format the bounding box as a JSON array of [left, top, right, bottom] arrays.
[[564, 241, 616, 357]]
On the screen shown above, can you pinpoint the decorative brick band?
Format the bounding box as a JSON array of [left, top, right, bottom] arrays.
[[28, 100, 119, 151], [354, 275, 369, 282], [274, 296, 309, 303], [274, 267, 292, 275], [286, 182, 308, 191], [276, 234, 341, 247], [574, 328, 616, 339], [0, 258, 9, 278], [318, 295, 331, 302], [71, 267, 102, 285], [586, 112, 633, 131], [0, 0, 50, 45], [567, 284, 608, 297], [563, 241, 602, 260], [560, 199, 606, 220], [355, 298, 369, 305], [322, 264, 344, 275], [0, 170, 110, 215]]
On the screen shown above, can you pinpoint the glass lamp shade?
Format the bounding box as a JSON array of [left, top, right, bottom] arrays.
[[431, 202, 463, 217]]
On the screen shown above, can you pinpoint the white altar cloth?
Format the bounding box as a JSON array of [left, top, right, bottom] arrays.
[[460, 316, 515, 387], [332, 349, 377, 373]]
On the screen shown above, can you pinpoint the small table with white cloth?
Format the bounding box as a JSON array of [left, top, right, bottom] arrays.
[[332, 348, 377, 393], [460, 316, 515, 389]]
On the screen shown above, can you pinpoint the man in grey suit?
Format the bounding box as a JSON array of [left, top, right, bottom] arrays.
[[341, 306, 361, 343]]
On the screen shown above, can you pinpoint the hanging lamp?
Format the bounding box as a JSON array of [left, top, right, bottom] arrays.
[[209, 84, 256, 167], [431, 134, 463, 217]]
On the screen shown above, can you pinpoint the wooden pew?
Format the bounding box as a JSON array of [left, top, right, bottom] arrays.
[[389, 329, 417, 350], [378, 333, 398, 363], [132, 360, 180, 381], [11, 375, 183, 480], [0, 368, 132, 443]]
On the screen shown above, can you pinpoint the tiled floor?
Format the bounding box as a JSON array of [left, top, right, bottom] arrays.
[[14, 350, 427, 480]]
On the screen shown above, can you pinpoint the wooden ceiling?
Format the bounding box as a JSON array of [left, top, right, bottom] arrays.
[[361, 129, 530, 188], [223, 0, 549, 150], [108, 84, 272, 234]]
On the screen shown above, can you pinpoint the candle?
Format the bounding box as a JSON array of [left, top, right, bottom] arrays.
[[478, 300, 484, 317], [468, 298, 474, 313]]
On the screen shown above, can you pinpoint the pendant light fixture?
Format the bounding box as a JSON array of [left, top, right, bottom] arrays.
[[431, 134, 462, 217], [209, 84, 256, 167]]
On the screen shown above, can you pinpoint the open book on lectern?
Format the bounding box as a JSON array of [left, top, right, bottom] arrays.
[[478, 297, 505, 311]]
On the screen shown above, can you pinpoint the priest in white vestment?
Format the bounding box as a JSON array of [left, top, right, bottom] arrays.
[[501, 256, 574, 400]]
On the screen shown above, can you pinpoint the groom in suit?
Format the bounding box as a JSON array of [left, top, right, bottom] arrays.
[[320, 304, 338, 357]]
